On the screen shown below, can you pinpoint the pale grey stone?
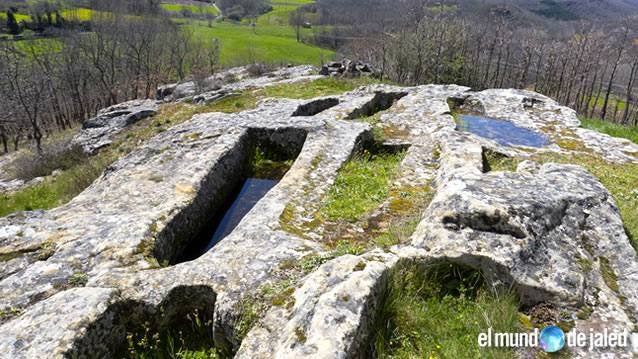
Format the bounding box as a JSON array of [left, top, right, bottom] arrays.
[[0, 68, 637, 358]]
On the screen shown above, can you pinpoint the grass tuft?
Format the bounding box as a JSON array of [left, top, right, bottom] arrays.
[[374, 260, 519, 358], [259, 77, 380, 100], [0, 153, 113, 217], [482, 149, 519, 172], [125, 308, 218, 359], [579, 116, 638, 145], [322, 151, 405, 222]]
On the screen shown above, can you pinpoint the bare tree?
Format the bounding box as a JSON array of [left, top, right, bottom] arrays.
[[601, 23, 630, 121]]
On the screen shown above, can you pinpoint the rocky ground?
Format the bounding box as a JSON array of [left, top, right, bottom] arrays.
[[0, 66, 637, 358]]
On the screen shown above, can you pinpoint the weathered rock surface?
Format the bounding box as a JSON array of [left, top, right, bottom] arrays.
[[158, 65, 321, 103], [70, 99, 158, 155], [319, 59, 377, 78], [1, 66, 638, 358]]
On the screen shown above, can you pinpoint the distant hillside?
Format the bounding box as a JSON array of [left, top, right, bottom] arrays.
[[461, 0, 638, 22], [315, 0, 638, 27]]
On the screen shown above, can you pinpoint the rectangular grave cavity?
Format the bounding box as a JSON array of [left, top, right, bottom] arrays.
[[448, 96, 549, 148], [457, 115, 550, 148], [154, 127, 307, 265], [292, 98, 340, 117], [346, 91, 408, 120]]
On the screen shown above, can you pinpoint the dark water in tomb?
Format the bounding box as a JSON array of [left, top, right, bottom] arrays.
[[179, 178, 278, 262], [204, 178, 278, 250], [457, 115, 550, 148]]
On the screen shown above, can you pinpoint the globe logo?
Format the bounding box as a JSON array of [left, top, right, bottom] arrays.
[[539, 326, 566, 353]]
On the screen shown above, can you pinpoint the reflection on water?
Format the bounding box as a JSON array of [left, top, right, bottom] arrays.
[[458, 115, 550, 148], [204, 178, 278, 250]]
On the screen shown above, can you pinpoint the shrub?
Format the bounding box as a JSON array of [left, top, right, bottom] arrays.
[[11, 143, 87, 181], [246, 63, 270, 77]]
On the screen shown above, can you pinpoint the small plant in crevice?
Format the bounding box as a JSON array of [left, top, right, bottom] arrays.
[[299, 252, 333, 274], [599, 256, 619, 293], [126, 308, 219, 359], [0, 306, 24, 323], [235, 298, 261, 340], [372, 260, 520, 359], [482, 148, 519, 173], [250, 147, 294, 179], [234, 275, 301, 340], [68, 272, 88, 287]]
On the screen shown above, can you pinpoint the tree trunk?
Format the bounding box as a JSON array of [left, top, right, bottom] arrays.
[[601, 27, 629, 121], [0, 130, 7, 154], [622, 60, 638, 124], [590, 62, 609, 119]]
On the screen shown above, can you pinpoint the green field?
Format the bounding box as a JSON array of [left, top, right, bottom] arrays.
[[0, 12, 31, 22], [161, 3, 220, 16], [178, 0, 333, 66], [61, 8, 102, 21], [187, 21, 332, 65], [3, 0, 334, 67], [257, 0, 315, 26], [0, 8, 104, 22]]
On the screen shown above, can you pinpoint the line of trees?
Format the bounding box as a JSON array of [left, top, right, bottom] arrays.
[[322, 1, 638, 126], [0, 13, 219, 154]]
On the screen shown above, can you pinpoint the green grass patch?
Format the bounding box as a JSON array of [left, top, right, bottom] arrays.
[[161, 3, 219, 16], [322, 151, 405, 222], [374, 260, 520, 358], [372, 217, 420, 249], [60, 8, 102, 21], [125, 309, 219, 359], [11, 37, 62, 54], [256, 4, 298, 26], [372, 185, 434, 248], [202, 92, 260, 113], [259, 76, 379, 99], [579, 117, 638, 145], [0, 153, 113, 217]]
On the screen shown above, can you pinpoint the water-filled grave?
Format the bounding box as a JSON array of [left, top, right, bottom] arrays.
[[457, 115, 550, 148], [159, 128, 307, 265]]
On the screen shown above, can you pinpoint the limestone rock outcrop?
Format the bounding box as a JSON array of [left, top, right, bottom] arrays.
[[1, 66, 637, 358], [70, 99, 158, 155], [320, 60, 376, 78], [157, 65, 321, 103]]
